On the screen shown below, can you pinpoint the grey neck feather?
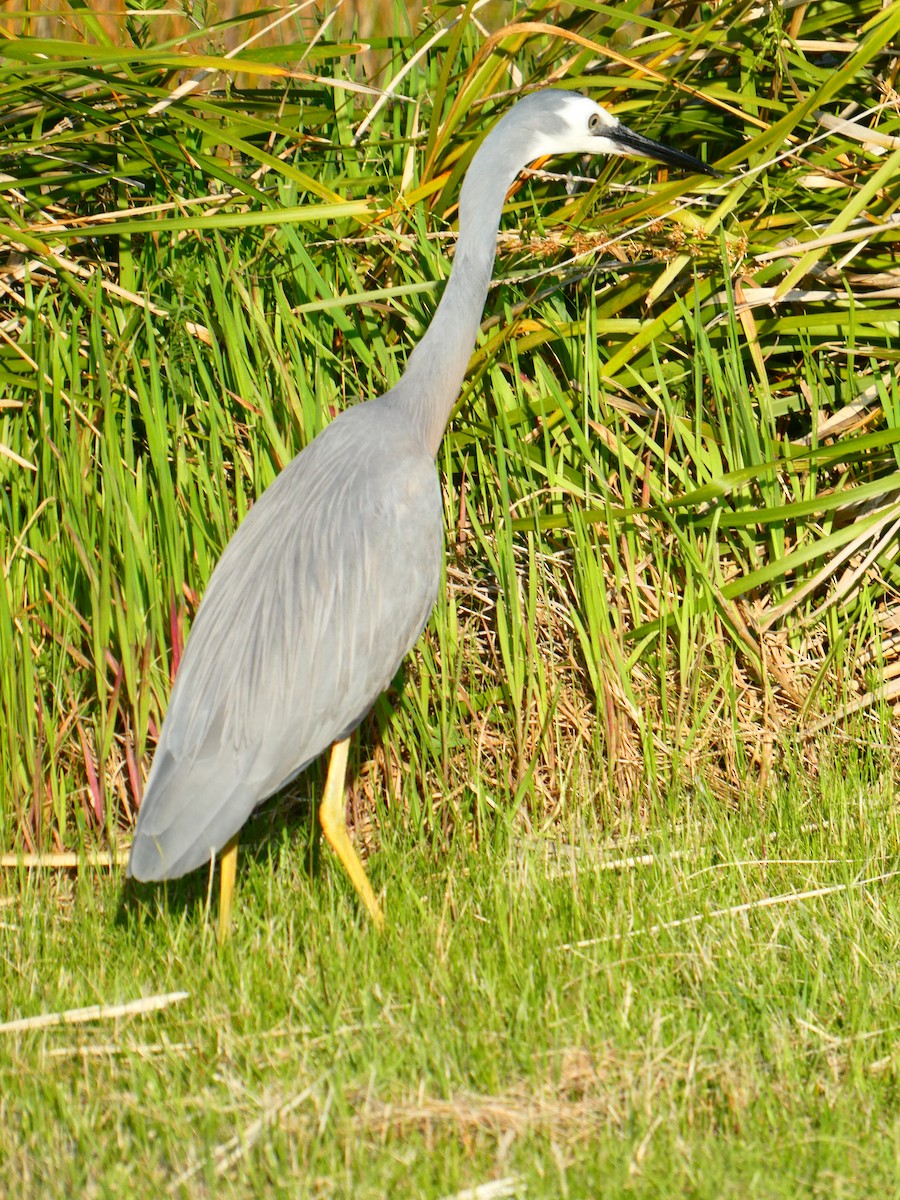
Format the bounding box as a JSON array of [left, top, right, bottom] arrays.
[[384, 125, 528, 457]]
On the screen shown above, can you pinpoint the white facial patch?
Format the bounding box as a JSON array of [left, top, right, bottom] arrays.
[[526, 93, 622, 161], [557, 93, 617, 132]]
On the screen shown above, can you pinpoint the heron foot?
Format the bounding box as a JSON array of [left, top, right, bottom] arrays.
[[319, 737, 385, 929]]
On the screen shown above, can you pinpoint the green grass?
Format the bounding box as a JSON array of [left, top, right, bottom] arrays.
[[1, 0, 900, 1192], [1, 0, 899, 847], [3, 745, 899, 1196]]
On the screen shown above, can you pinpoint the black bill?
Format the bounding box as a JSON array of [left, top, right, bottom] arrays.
[[609, 122, 719, 177]]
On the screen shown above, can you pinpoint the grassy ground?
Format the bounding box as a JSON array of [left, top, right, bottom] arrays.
[[2, 0, 900, 1193], [3, 743, 899, 1196]]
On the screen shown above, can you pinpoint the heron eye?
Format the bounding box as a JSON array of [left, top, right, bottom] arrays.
[[588, 112, 602, 132]]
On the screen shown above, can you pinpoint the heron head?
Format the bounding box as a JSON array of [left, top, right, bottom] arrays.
[[518, 90, 717, 177]]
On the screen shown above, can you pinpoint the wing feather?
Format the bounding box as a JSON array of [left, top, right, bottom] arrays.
[[128, 400, 442, 880]]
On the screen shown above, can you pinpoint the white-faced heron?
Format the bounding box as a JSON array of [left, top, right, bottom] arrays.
[[127, 89, 715, 938]]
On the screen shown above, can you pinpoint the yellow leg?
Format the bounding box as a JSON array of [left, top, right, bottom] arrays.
[[217, 835, 239, 945], [319, 737, 384, 929]]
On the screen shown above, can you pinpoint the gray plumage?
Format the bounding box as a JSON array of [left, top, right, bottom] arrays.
[[128, 89, 713, 883]]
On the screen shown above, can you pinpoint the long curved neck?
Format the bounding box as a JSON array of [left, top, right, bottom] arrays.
[[388, 138, 524, 456]]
